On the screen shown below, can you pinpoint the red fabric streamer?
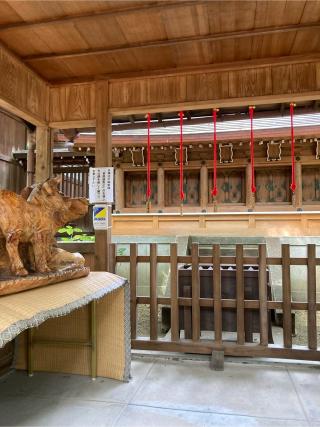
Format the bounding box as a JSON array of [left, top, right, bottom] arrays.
[[146, 112, 151, 200], [179, 111, 185, 201], [249, 106, 256, 193], [211, 109, 218, 197], [290, 103, 296, 193]]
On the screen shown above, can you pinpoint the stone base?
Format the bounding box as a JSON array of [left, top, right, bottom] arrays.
[[0, 265, 90, 296]]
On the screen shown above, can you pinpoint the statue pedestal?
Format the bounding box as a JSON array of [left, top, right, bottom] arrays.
[[0, 265, 89, 296]]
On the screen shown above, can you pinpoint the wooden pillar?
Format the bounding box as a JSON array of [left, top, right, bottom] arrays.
[[200, 163, 208, 211], [94, 80, 112, 272], [157, 165, 165, 210], [35, 126, 52, 183], [115, 166, 125, 212], [246, 163, 255, 210], [26, 128, 36, 186], [292, 161, 302, 210]]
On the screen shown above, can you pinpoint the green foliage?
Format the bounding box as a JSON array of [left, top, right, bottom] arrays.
[[57, 225, 95, 243], [117, 247, 126, 256]]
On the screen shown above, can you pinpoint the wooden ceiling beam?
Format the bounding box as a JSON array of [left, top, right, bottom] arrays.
[[0, 1, 205, 32], [23, 22, 320, 63]]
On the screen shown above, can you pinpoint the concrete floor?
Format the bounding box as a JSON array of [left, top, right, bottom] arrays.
[[0, 356, 319, 427]]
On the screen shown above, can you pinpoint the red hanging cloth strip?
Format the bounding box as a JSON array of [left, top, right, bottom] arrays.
[[211, 108, 219, 197], [179, 111, 185, 201], [146, 112, 151, 202], [249, 106, 256, 193], [290, 103, 296, 193]]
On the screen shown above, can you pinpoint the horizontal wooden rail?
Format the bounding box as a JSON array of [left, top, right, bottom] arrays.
[[131, 339, 320, 361], [115, 255, 316, 265]]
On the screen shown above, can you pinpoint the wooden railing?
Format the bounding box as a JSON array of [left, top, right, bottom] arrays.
[[59, 168, 89, 198], [109, 243, 320, 363]]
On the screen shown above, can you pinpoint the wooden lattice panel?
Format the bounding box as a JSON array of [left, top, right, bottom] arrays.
[[255, 168, 291, 203], [165, 171, 200, 206], [208, 170, 245, 204], [125, 172, 157, 207]]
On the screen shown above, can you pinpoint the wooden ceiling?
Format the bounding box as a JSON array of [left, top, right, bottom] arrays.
[[0, 0, 319, 83]]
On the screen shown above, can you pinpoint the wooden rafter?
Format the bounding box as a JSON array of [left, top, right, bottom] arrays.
[[0, 1, 205, 32], [23, 22, 320, 63]]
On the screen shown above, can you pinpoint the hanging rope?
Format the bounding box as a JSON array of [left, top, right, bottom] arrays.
[[249, 106, 256, 193], [290, 103, 296, 193], [146, 113, 151, 206], [179, 111, 185, 202], [211, 108, 219, 197]]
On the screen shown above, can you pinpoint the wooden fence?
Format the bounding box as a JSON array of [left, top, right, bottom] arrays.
[[58, 167, 89, 198], [109, 243, 320, 362]]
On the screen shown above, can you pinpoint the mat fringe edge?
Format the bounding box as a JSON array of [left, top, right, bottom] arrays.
[[0, 276, 128, 349]]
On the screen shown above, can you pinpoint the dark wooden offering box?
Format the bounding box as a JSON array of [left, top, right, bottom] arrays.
[[178, 264, 273, 343]]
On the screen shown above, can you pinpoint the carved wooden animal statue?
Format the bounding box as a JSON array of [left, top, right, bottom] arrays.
[[0, 177, 88, 276]]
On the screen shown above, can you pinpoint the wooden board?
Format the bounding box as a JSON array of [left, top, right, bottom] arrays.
[[0, 266, 89, 296], [0, 45, 48, 124]]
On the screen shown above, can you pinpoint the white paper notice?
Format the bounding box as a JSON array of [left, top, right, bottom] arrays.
[[89, 167, 114, 204]]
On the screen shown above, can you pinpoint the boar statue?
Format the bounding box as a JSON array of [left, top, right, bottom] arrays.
[[0, 176, 89, 277]]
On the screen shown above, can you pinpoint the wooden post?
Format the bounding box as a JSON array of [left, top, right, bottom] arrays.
[[293, 161, 302, 210], [94, 80, 112, 272], [236, 245, 245, 345], [191, 243, 200, 341], [282, 244, 292, 349], [157, 165, 165, 210], [170, 243, 179, 341], [200, 163, 208, 211], [115, 166, 125, 212], [150, 243, 158, 340], [258, 244, 268, 346], [307, 244, 317, 350], [26, 128, 36, 186], [130, 244, 137, 340], [35, 126, 52, 183], [213, 244, 222, 344], [246, 163, 255, 210]]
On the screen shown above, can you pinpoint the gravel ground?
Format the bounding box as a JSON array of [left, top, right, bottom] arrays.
[[292, 310, 320, 346]]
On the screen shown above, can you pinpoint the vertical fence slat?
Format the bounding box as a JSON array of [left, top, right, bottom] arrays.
[[130, 243, 137, 340], [170, 243, 179, 341], [236, 244, 245, 345], [192, 243, 200, 341], [150, 243, 158, 341], [109, 243, 116, 274], [213, 244, 222, 344], [282, 244, 292, 348], [307, 244, 317, 350], [62, 173, 66, 194], [259, 244, 268, 346], [76, 172, 79, 197], [67, 173, 71, 196], [83, 171, 88, 198]]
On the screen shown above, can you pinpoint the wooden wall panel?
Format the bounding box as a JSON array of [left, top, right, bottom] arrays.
[[208, 170, 245, 204], [228, 67, 272, 98], [0, 46, 48, 124], [302, 167, 320, 203], [0, 110, 27, 192], [186, 72, 229, 102], [108, 60, 320, 112], [255, 168, 292, 203], [165, 171, 200, 206], [47, 60, 320, 121], [125, 172, 157, 207], [49, 83, 96, 124]]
